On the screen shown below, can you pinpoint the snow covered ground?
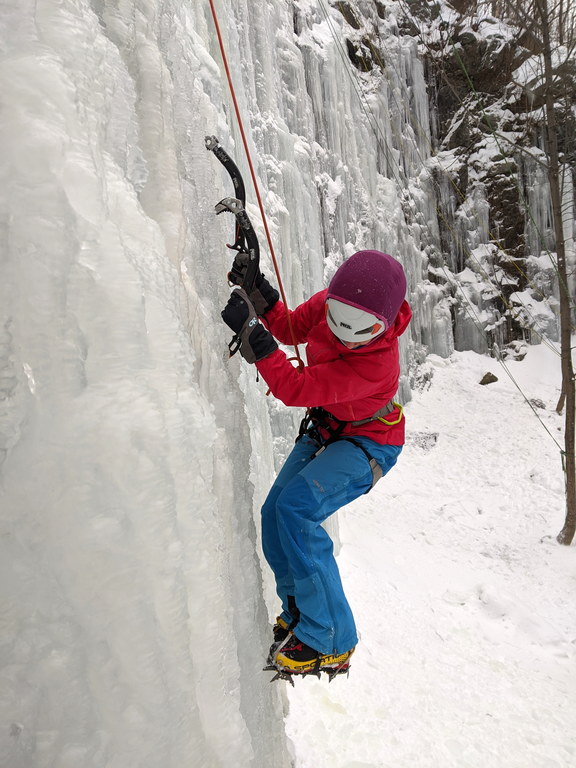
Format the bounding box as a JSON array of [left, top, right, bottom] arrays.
[[285, 343, 576, 768]]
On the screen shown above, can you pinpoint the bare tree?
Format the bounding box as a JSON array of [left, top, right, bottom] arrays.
[[540, 4, 576, 544], [501, 0, 576, 543]]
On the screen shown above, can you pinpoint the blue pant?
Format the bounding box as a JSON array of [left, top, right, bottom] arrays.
[[261, 435, 402, 655]]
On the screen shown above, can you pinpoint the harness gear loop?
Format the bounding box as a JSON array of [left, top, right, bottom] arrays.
[[296, 403, 401, 489], [376, 402, 404, 426]]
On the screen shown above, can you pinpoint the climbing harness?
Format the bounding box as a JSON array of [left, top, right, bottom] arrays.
[[296, 403, 404, 489]]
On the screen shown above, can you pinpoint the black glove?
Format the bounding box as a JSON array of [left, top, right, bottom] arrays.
[[227, 250, 251, 285], [228, 252, 279, 316], [221, 288, 278, 364]]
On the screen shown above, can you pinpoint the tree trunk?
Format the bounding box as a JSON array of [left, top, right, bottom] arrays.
[[538, 0, 576, 545]]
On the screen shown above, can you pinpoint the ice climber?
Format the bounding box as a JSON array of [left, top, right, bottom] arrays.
[[221, 249, 412, 679]]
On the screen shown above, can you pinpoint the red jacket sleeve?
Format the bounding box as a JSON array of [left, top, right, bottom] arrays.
[[255, 346, 396, 408], [261, 290, 328, 346]]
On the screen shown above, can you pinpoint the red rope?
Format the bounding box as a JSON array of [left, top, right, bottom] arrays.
[[207, 0, 303, 369]]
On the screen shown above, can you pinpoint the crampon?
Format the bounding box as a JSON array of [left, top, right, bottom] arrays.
[[263, 635, 354, 685], [263, 660, 352, 685]]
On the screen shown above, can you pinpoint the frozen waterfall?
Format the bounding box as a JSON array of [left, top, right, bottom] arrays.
[[0, 1, 515, 766]]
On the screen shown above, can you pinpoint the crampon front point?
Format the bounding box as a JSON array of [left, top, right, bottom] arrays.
[[263, 656, 352, 685]]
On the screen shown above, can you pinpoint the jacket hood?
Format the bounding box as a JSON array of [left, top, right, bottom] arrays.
[[388, 299, 412, 339]]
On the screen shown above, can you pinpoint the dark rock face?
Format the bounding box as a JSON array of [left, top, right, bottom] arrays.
[[335, 1, 361, 29], [330, 0, 575, 355], [406, 3, 575, 351]]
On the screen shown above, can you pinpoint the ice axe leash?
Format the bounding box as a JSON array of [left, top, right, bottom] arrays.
[[205, 135, 260, 357]]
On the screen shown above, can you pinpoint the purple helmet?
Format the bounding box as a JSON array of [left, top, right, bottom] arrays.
[[326, 251, 407, 340]]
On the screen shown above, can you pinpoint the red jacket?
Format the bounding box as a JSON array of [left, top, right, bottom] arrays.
[[256, 289, 412, 445]]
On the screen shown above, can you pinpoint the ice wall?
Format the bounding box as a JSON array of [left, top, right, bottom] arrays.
[[0, 1, 443, 766], [1, 2, 290, 766]]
